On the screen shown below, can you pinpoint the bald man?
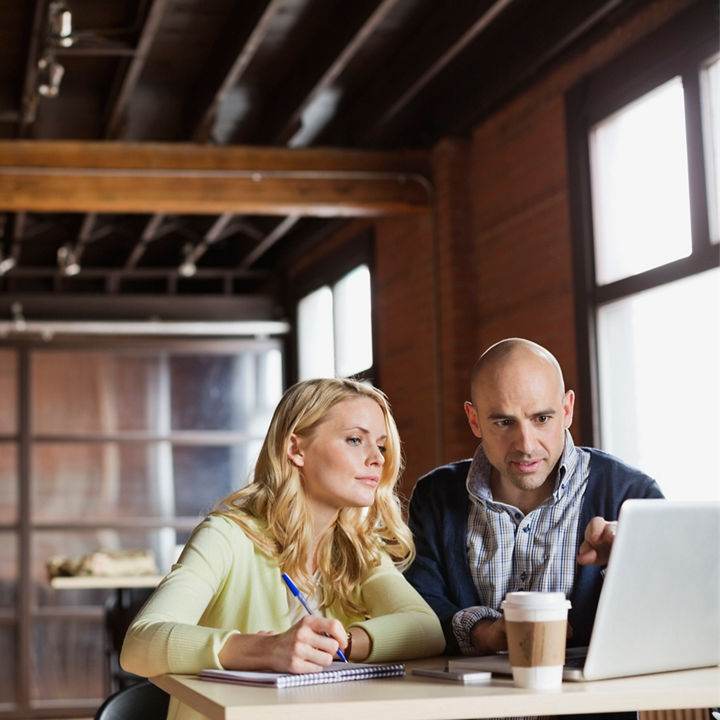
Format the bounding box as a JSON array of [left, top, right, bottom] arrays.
[[406, 338, 663, 659]]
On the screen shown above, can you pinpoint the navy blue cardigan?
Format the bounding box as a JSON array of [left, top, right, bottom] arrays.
[[405, 448, 663, 655], [405, 449, 663, 720]]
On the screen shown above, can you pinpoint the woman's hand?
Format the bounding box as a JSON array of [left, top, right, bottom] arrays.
[[269, 616, 347, 673], [219, 616, 348, 674]]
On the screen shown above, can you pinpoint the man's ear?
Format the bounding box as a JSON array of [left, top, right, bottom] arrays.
[[464, 401, 483, 439], [286, 433, 305, 467], [562, 390, 575, 430]]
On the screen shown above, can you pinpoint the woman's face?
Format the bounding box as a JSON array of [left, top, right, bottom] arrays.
[[288, 397, 387, 522]]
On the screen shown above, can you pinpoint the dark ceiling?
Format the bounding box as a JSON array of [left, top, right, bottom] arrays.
[[0, 0, 655, 308]]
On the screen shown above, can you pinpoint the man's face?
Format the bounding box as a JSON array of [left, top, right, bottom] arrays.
[[464, 352, 574, 499]]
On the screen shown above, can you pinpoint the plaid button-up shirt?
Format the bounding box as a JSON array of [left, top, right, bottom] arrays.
[[452, 430, 590, 654]]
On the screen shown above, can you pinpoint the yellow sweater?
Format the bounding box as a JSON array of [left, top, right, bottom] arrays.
[[120, 514, 445, 720]]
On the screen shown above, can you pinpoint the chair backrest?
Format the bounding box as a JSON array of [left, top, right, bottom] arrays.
[[94, 680, 169, 720]]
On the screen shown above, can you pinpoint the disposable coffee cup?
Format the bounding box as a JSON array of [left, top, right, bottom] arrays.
[[501, 591, 571, 689]]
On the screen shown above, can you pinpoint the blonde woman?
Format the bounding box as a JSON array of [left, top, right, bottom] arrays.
[[120, 378, 444, 718]]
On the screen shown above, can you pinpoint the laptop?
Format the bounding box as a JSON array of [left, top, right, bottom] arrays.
[[449, 499, 720, 681]]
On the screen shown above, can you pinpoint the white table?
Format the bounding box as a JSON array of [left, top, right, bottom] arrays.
[[151, 659, 720, 720]]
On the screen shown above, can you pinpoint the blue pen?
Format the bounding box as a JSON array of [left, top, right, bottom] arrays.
[[281, 572, 348, 662]]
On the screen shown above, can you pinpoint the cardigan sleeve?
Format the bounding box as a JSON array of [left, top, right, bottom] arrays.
[[119, 515, 242, 677], [405, 464, 477, 654], [351, 552, 446, 662]]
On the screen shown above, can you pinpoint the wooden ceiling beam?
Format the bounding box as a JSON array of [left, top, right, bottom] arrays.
[[0, 141, 430, 216]]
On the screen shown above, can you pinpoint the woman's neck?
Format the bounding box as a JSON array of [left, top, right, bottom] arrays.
[[306, 507, 339, 575]]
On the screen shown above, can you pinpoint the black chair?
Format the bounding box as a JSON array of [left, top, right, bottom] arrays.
[[94, 679, 170, 720], [105, 588, 155, 692]]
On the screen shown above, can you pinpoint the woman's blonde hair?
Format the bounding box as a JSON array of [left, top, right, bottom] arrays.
[[213, 377, 413, 617]]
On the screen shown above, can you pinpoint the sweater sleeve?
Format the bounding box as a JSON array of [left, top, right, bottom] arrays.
[[405, 466, 475, 655], [119, 516, 242, 677], [352, 553, 446, 662]]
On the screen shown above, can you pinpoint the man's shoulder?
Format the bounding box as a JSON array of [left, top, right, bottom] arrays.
[[583, 446, 649, 476], [411, 459, 472, 503], [409, 459, 473, 516], [581, 446, 663, 496], [417, 458, 473, 484]]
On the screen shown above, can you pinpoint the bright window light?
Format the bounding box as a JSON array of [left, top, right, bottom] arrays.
[[296, 264, 373, 380], [333, 265, 373, 378], [701, 55, 720, 244], [597, 267, 719, 501], [590, 77, 692, 285], [297, 286, 334, 380]]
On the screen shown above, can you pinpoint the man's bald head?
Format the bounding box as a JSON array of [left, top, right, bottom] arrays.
[[470, 338, 565, 403], [464, 338, 575, 510]]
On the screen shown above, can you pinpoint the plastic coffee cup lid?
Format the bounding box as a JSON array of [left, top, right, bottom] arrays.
[[501, 591, 571, 609]]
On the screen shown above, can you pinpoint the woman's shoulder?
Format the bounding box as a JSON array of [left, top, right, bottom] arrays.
[[192, 512, 266, 547]]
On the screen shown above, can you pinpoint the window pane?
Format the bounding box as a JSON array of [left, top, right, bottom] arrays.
[[0, 624, 18, 706], [170, 351, 280, 431], [597, 267, 719, 500], [0, 350, 16, 433], [31, 352, 161, 433], [590, 77, 692, 284], [0, 443, 16, 523], [702, 55, 720, 244], [32, 442, 252, 523], [297, 286, 335, 380], [334, 264, 373, 378], [32, 348, 282, 434], [173, 445, 249, 514], [31, 617, 104, 701], [0, 531, 17, 607]]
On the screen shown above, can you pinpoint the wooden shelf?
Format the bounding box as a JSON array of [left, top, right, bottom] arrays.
[[50, 575, 163, 590]]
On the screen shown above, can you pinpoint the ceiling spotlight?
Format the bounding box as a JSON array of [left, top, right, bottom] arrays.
[[37, 55, 65, 98], [57, 244, 81, 276], [48, 1, 74, 48], [0, 250, 16, 276], [178, 244, 197, 277]]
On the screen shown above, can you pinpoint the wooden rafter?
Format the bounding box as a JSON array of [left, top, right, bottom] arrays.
[[191, 0, 286, 143], [367, 0, 518, 140], [275, 0, 404, 146], [240, 215, 301, 269], [104, 0, 170, 139]]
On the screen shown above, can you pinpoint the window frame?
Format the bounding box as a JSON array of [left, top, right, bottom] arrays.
[[288, 229, 378, 384], [0, 335, 284, 715], [566, 0, 720, 445]]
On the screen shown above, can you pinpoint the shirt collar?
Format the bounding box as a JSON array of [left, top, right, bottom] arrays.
[[466, 429, 578, 504]]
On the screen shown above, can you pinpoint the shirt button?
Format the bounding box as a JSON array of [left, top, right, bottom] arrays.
[[520, 572, 527, 581], [514, 512, 521, 520], [523, 526, 530, 533]]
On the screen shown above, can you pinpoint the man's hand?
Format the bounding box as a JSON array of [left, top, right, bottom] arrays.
[[577, 516, 618, 566], [470, 616, 508, 654]]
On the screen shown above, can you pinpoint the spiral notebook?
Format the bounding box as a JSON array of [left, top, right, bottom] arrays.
[[199, 661, 406, 688]]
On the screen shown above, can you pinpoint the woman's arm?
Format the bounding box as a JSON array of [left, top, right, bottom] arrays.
[[119, 516, 241, 677], [120, 515, 350, 677], [351, 553, 446, 663]]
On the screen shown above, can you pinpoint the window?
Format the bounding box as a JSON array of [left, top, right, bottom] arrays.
[[293, 231, 375, 382], [567, 4, 720, 501], [297, 264, 373, 380], [0, 338, 283, 715]]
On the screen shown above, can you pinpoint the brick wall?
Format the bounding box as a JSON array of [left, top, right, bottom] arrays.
[[294, 0, 697, 494], [370, 0, 695, 492]]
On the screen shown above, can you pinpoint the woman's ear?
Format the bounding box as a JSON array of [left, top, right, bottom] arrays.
[[286, 433, 305, 467]]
